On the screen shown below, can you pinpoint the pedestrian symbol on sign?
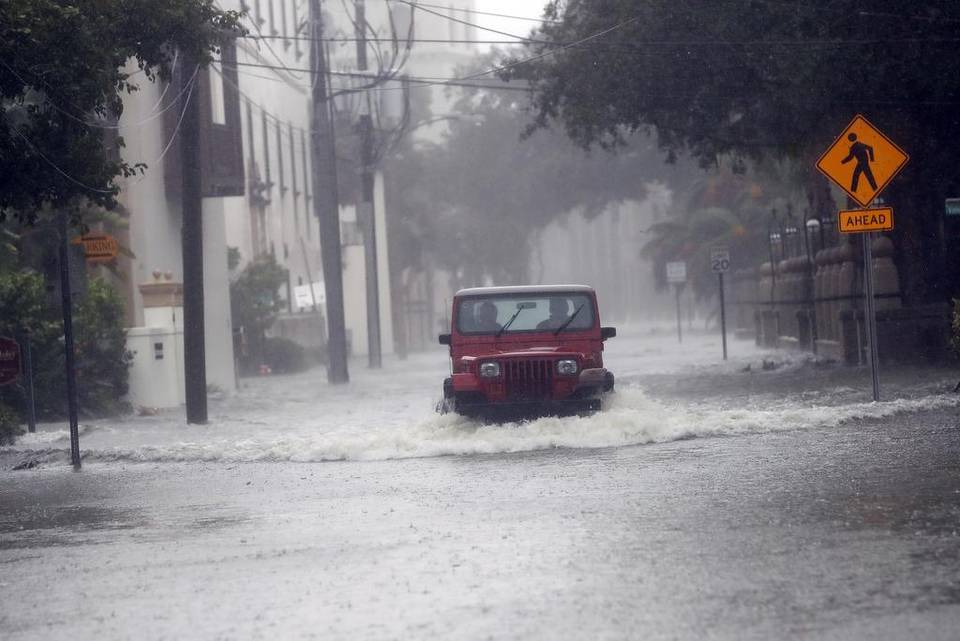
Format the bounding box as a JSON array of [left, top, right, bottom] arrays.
[[841, 133, 877, 193]]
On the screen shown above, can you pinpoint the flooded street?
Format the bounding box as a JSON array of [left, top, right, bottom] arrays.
[[3, 331, 959, 640]]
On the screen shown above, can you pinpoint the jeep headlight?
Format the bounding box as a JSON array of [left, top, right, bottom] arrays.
[[557, 359, 578, 375], [479, 361, 501, 378]]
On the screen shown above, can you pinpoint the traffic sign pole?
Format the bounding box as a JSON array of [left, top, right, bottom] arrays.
[[862, 232, 881, 401], [675, 284, 683, 344], [710, 248, 730, 361], [59, 216, 81, 469], [718, 272, 728, 361], [20, 331, 36, 433]]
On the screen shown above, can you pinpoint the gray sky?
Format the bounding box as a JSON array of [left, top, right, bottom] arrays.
[[471, 0, 551, 50]]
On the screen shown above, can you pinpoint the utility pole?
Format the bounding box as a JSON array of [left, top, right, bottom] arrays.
[[179, 50, 208, 423], [356, 0, 382, 368], [309, 0, 350, 383], [58, 215, 81, 469]]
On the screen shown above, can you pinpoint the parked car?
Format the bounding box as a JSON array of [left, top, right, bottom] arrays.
[[438, 285, 616, 419]]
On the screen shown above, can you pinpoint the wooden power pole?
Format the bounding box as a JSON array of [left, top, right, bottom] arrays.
[[179, 50, 208, 423], [309, 0, 350, 383]]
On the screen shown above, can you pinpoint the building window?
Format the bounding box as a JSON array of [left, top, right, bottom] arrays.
[[276, 121, 286, 195], [290, 123, 299, 231], [261, 111, 272, 189], [209, 64, 227, 125], [301, 129, 312, 239], [281, 0, 290, 49]]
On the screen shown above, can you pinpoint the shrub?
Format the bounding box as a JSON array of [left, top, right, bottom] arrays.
[[0, 402, 23, 445], [262, 336, 308, 374], [74, 279, 133, 414], [230, 254, 288, 373], [0, 271, 131, 419]]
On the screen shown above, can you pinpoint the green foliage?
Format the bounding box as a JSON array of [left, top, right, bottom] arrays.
[[641, 159, 807, 296], [74, 279, 133, 414], [383, 65, 701, 287], [0, 271, 131, 419], [504, 0, 960, 300], [262, 337, 308, 374], [227, 246, 242, 272], [0, 402, 22, 445], [0, 0, 244, 221], [230, 255, 288, 372]]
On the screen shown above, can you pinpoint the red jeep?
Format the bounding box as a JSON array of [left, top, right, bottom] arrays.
[[438, 285, 616, 418]]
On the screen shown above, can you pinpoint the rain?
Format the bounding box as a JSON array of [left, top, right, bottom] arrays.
[[2, 1, 960, 639]]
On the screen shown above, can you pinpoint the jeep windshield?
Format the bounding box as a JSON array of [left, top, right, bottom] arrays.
[[457, 293, 595, 336]]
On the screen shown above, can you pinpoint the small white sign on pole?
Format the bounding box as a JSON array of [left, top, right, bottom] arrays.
[[294, 282, 327, 311], [666, 261, 687, 283]]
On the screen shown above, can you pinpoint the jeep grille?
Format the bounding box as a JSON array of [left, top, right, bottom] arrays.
[[503, 358, 554, 401]]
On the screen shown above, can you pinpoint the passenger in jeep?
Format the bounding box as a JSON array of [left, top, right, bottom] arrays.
[[536, 296, 571, 331]]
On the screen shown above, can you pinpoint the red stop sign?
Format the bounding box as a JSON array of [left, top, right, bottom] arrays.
[[0, 336, 21, 386]]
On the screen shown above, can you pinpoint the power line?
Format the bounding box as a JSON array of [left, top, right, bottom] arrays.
[[135, 67, 201, 182], [242, 33, 542, 45], [236, 32, 960, 48], [392, 0, 530, 40], [0, 58, 195, 131], [10, 127, 117, 195], [224, 13, 640, 98], [394, 1, 560, 24]]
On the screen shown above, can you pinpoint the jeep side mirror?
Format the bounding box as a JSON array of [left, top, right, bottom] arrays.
[[438, 333, 451, 346], [601, 326, 617, 340]]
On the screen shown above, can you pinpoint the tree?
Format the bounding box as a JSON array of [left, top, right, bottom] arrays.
[[0, 0, 243, 222], [230, 254, 288, 372], [0, 270, 132, 419], [384, 68, 701, 288], [504, 1, 960, 302]]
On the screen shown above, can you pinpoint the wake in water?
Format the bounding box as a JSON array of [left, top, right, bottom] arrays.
[[6, 385, 958, 465]]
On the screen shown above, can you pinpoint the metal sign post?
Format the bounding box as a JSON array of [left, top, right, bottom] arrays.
[[816, 115, 908, 403], [674, 285, 683, 344], [711, 249, 731, 360], [20, 331, 36, 433], [862, 232, 881, 401], [666, 261, 687, 344], [58, 217, 81, 469]]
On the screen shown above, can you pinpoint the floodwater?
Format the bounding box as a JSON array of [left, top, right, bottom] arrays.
[[2, 328, 959, 640]]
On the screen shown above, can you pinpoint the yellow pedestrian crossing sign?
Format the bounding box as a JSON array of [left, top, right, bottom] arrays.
[[816, 115, 909, 207]]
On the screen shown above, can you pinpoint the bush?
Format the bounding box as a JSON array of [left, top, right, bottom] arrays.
[[262, 337, 308, 374], [0, 271, 131, 420], [230, 254, 288, 374], [0, 402, 23, 445]]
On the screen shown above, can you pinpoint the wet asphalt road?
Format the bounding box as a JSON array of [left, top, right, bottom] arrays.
[[2, 402, 960, 640]]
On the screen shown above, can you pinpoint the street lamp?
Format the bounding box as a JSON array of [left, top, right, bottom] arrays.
[[803, 210, 822, 355], [804, 214, 822, 258], [783, 204, 799, 258], [767, 208, 782, 306]]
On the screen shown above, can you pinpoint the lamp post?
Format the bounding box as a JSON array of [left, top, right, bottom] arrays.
[[783, 204, 799, 259], [804, 211, 822, 355], [767, 209, 782, 306]]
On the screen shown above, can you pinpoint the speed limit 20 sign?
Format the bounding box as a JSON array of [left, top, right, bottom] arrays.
[[710, 249, 731, 273]]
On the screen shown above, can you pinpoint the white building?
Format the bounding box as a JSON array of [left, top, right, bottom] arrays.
[[115, 1, 487, 408]]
